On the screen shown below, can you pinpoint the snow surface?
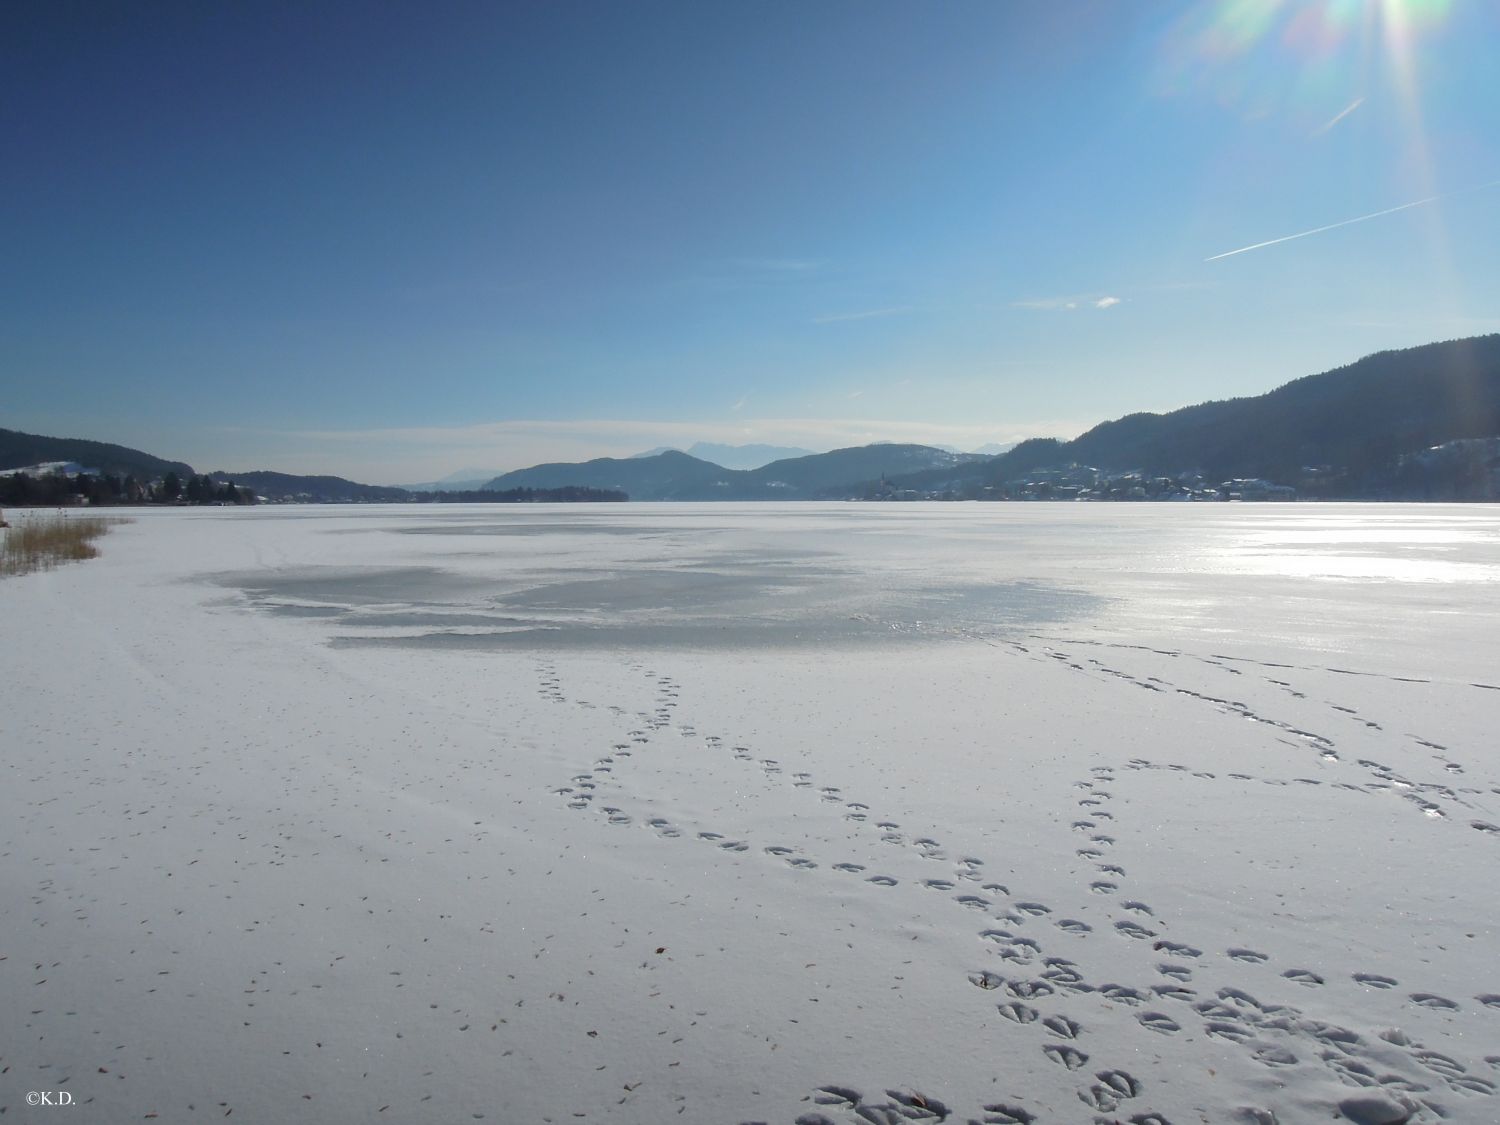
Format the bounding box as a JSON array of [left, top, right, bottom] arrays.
[[2, 502, 1498, 1124]]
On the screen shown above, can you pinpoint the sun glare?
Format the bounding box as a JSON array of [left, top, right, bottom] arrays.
[[1166, 0, 1466, 282], [1160, 0, 1453, 129]]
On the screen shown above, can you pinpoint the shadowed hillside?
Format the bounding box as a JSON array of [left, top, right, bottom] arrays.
[[0, 428, 194, 480], [878, 335, 1500, 498], [1053, 335, 1500, 482]]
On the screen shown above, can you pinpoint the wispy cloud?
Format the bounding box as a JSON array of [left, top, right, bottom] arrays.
[[811, 305, 913, 324], [1311, 96, 1364, 137], [732, 394, 749, 412], [1206, 178, 1500, 262], [1013, 294, 1121, 311], [667, 256, 825, 296], [1012, 297, 1081, 311]]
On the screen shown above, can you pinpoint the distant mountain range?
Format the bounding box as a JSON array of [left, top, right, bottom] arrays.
[[484, 444, 982, 500], [7, 334, 1498, 503], [630, 442, 817, 469], [630, 441, 1015, 468], [399, 467, 507, 492], [484, 336, 1500, 499]]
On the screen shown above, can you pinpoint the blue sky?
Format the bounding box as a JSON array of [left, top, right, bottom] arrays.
[[5, 0, 1499, 483]]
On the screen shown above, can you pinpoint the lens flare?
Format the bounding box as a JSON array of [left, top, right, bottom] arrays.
[[1163, 1, 1461, 273], [1157, 0, 1453, 131]]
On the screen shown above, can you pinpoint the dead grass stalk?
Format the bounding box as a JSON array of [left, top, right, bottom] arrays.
[[0, 514, 124, 577]]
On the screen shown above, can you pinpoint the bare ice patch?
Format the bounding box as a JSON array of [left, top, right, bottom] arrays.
[[215, 561, 1100, 651]]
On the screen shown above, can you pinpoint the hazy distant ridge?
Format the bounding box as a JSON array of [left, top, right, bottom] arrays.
[[630, 442, 818, 469], [485, 450, 731, 500], [12, 334, 1500, 503], [485, 444, 974, 500], [487, 336, 1500, 500]]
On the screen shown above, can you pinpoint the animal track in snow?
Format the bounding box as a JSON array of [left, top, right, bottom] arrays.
[[1006, 979, 1055, 1000], [1042, 1043, 1089, 1070], [1101, 984, 1148, 1006], [1152, 984, 1195, 1003], [1409, 992, 1460, 1010], [1252, 1044, 1298, 1068], [979, 1105, 1036, 1124], [1228, 948, 1270, 963], [1042, 1014, 1083, 1039], [1154, 940, 1201, 958], [1204, 1020, 1253, 1044], [557, 656, 1494, 1125]]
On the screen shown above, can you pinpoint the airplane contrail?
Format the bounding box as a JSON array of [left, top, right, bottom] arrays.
[[1311, 96, 1365, 137], [1205, 179, 1500, 262]]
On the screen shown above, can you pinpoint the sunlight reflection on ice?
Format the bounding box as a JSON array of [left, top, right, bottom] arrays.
[[1228, 553, 1498, 583]]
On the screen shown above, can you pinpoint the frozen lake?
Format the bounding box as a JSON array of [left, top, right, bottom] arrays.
[[3, 503, 1498, 1124]]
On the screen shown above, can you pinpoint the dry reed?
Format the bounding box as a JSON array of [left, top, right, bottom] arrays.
[[0, 513, 123, 577]]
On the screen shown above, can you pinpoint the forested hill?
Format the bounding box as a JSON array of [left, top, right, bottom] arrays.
[[208, 471, 411, 503], [992, 334, 1500, 483], [207, 471, 627, 503], [486, 450, 731, 500], [0, 428, 194, 480], [746, 444, 980, 491]]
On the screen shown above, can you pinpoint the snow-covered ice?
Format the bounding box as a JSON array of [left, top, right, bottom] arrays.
[[2, 502, 1498, 1123]]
